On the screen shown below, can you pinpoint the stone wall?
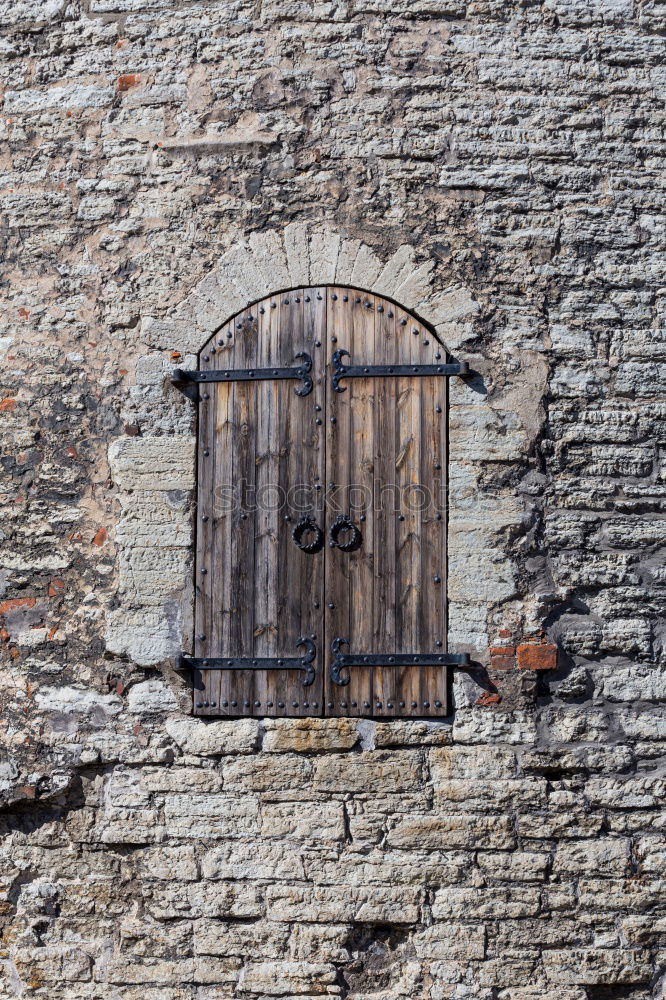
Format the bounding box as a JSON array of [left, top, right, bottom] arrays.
[[1, 1, 665, 997]]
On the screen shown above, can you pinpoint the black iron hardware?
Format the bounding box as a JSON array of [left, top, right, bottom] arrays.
[[177, 637, 317, 686], [292, 515, 324, 554], [331, 349, 468, 392], [329, 514, 363, 553], [330, 637, 470, 686], [173, 352, 313, 401]]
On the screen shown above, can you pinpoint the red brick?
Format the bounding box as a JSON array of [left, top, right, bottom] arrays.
[[490, 645, 515, 671], [476, 691, 502, 706], [517, 641, 558, 671], [93, 528, 107, 546], [117, 74, 140, 92], [0, 398, 16, 411], [0, 597, 36, 615]]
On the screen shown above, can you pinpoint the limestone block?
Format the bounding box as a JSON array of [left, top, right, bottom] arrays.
[[140, 317, 198, 352], [430, 746, 517, 779], [262, 718, 360, 752], [423, 285, 480, 327], [392, 258, 435, 308], [130, 846, 198, 881], [139, 765, 223, 793], [237, 961, 337, 996], [260, 802, 345, 841], [248, 230, 291, 293], [34, 685, 122, 718], [309, 229, 340, 284], [265, 884, 420, 924], [127, 679, 180, 714], [305, 848, 468, 887], [432, 886, 541, 920], [4, 84, 114, 113], [223, 754, 313, 793], [349, 243, 383, 290], [543, 948, 652, 985], [334, 238, 362, 285], [596, 664, 666, 703], [476, 851, 549, 881], [373, 244, 417, 298], [413, 924, 486, 960], [165, 717, 260, 755], [312, 750, 422, 793], [105, 608, 180, 666], [116, 491, 192, 549], [119, 546, 191, 604], [193, 919, 289, 958], [202, 842, 307, 881], [145, 881, 263, 920], [387, 813, 516, 850], [452, 710, 538, 745], [284, 221, 311, 286], [553, 839, 630, 877], [109, 436, 195, 491], [163, 794, 259, 838]]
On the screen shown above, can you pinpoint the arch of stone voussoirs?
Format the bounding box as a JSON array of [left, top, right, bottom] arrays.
[[167, 224, 480, 358]]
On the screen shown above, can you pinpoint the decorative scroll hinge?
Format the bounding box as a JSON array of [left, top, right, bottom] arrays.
[[176, 637, 316, 686], [172, 352, 313, 401], [332, 349, 469, 392], [330, 637, 470, 686]]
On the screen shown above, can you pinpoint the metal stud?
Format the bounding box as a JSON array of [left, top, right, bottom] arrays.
[[355, 297, 361, 303], [436, 513, 442, 520], [400, 319, 407, 326], [388, 311, 394, 318], [316, 418, 322, 425], [283, 298, 289, 304], [295, 296, 300, 303], [271, 302, 277, 308], [278, 701, 285, 708], [378, 305, 384, 312], [255, 700, 261, 707], [364, 701, 370, 708], [328, 701, 334, 708], [315, 404, 322, 411], [222, 700, 228, 707], [365, 301, 372, 309], [203, 354, 210, 361], [330, 416, 337, 424], [260, 306, 265, 314], [435, 463, 441, 470], [240, 513, 247, 520], [436, 406, 442, 414], [332, 293, 338, 300], [341, 701, 347, 708], [435, 700, 442, 708], [434, 576, 441, 584], [360, 514, 366, 522], [376, 702, 382, 708], [315, 340, 321, 347], [351, 700, 357, 707], [411, 701, 417, 709], [328, 603, 335, 609], [218, 339, 224, 346], [231, 700, 237, 707], [423, 701, 430, 708], [398, 514, 405, 521], [435, 353, 442, 360], [202, 515, 209, 522], [203, 392, 210, 400], [343, 295, 348, 302], [196, 702, 203, 708], [203, 449, 210, 456], [387, 702, 393, 709], [267, 701, 273, 707], [423, 339, 430, 346], [201, 568, 207, 575], [198, 633, 206, 640], [284, 514, 291, 521], [314, 601, 320, 609], [399, 701, 405, 708], [227, 332, 233, 339], [317, 294, 322, 300], [244, 701, 250, 708], [305, 296, 310, 302], [312, 702, 318, 708], [331, 336, 337, 343]]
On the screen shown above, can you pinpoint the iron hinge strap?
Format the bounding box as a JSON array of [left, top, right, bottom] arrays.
[[176, 637, 316, 687], [171, 352, 313, 400], [332, 349, 469, 392], [330, 637, 470, 686]]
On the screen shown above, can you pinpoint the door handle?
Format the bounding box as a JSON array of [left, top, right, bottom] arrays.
[[292, 515, 324, 554], [329, 514, 363, 553]]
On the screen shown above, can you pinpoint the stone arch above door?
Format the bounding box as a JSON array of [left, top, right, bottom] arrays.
[[140, 223, 481, 357]]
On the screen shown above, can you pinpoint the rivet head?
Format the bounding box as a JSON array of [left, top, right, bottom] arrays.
[[328, 701, 334, 708], [203, 449, 210, 457], [331, 336, 337, 343], [267, 701, 273, 707], [343, 295, 348, 302], [210, 701, 216, 707], [398, 514, 405, 521], [434, 463, 441, 470], [260, 306, 265, 314], [244, 701, 250, 707], [254, 700, 261, 707], [355, 297, 361, 303], [376, 702, 382, 708], [399, 701, 405, 708], [330, 416, 337, 424], [388, 311, 394, 318], [378, 305, 384, 312], [436, 513, 442, 520], [436, 640, 443, 647], [387, 702, 393, 708], [203, 354, 210, 361], [351, 700, 357, 707], [423, 701, 430, 708], [231, 700, 237, 707], [434, 576, 441, 584], [271, 302, 277, 308], [314, 601, 320, 609], [202, 515, 209, 522], [278, 701, 284, 708], [364, 701, 370, 708], [203, 392, 210, 400], [240, 513, 248, 520], [223, 700, 228, 707], [341, 701, 347, 708], [196, 702, 203, 708], [435, 700, 442, 708], [316, 418, 322, 425], [315, 340, 322, 347], [332, 293, 338, 300], [198, 634, 206, 640], [305, 296, 310, 302], [201, 568, 207, 574], [284, 514, 291, 521], [436, 406, 442, 413], [411, 701, 417, 708], [400, 319, 407, 326], [328, 603, 335, 609]]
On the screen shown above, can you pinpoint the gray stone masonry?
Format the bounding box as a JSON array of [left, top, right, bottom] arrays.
[[1, 0, 666, 997]]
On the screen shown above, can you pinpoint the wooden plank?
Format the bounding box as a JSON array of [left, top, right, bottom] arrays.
[[324, 287, 354, 716], [372, 297, 398, 716]]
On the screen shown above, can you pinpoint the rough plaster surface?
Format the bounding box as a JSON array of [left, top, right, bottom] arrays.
[[1, 1, 665, 997]]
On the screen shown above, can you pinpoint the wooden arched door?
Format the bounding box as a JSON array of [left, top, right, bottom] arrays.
[[174, 287, 468, 718]]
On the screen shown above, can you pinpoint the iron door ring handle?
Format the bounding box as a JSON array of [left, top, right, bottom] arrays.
[[330, 514, 362, 553], [292, 515, 324, 554]]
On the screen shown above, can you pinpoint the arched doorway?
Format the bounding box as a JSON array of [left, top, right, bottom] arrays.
[[174, 287, 469, 718]]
